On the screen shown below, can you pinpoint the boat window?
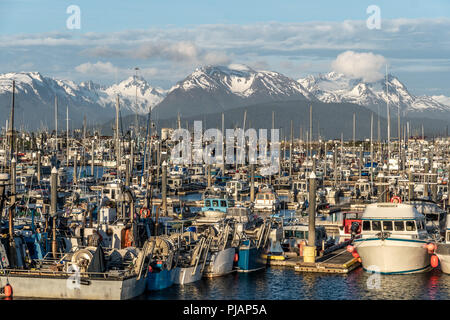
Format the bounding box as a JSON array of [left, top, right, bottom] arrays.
[[382, 221, 393, 231], [394, 221, 405, 231], [220, 200, 227, 207], [406, 221, 416, 231], [111, 189, 115, 200], [372, 221, 381, 231], [205, 200, 211, 207], [285, 230, 293, 238], [362, 221, 371, 231], [265, 194, 272, 200], [295, 231, 304, 238], [257, 194, 264, 200], [212, 200, 219, 207], [418, 220, 425, 230]]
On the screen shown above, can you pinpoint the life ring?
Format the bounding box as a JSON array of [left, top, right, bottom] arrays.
[[139, 207, 151, 218], [390, 196, 401, 204]]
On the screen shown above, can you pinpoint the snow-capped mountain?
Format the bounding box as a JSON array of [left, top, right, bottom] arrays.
[[0, 67, 448, 131], [0, 72, 166, 129], [298, 72, 450, 117], [170, 64, 314, 99], [153, 64, 313, 119], [102, 76, 166, 114]]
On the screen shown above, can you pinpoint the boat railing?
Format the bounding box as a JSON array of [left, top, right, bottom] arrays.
[[0, 267, 134, 279]]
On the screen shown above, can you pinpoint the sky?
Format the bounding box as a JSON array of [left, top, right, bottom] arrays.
[[0, 0, 449, 96]]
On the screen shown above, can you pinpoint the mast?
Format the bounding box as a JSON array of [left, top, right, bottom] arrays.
[[8, 80, 15, 159], [8, 81, 17, 267], [66, 106, 69, 167], [55, 96, 58, 154], [134, 67, 140, 140], [386, 65, 390, 170], [115, 94, 121, 175]]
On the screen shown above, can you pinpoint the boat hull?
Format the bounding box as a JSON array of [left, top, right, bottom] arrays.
[[355, 238, 431, 274], [0, 274, 146, 300], [172, 266, 202, 285], [204, 247, 236, 278], [435, 243, 450, 273], [146, 269, 175, 291], [236, 246, 266, 272]]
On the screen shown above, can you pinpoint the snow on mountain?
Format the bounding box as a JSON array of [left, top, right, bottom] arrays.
[[169, 64, 315, 100], [298, 72, 450, 116], [103, 76, 165, 113], [432, 95, 450, 107], [0, 72, 165, 114]]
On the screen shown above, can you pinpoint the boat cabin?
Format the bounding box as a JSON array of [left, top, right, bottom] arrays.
[[202, 198, 229, 213], [360, 203, 429, 240]]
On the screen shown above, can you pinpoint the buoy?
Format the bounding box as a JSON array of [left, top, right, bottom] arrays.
[[352, 251, 360, 259], [234, 253, 239, 263], [148, 266, 153, 273], [427, 243, 436, 252], [346, 245, 354, 253], [431, 255, 439, 268], [390, 196, 401, 203], [4, 284, 12, 297], [357, 258, 362, 263]]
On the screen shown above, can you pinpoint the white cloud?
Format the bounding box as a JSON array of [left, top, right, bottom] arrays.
[[331, 51, 387, 82], [75, 61, 119, 75], [1, 18, 450, 92]]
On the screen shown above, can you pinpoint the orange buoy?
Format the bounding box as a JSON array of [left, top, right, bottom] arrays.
[[4, 284, 12, 297], [431, 255, 439, 268], [346, 245, 354, 253], [427, 243, 436, 252], [352, 251, 360, 259], [234, 253, 239, 262], [139, 207, 151, 218], [357, 258, 362, 263]]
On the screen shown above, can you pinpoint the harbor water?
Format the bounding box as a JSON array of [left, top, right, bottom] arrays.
[[140, 267, 449, 300]]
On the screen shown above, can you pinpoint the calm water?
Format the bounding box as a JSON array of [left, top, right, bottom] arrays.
[[140, 267, 450, 300]]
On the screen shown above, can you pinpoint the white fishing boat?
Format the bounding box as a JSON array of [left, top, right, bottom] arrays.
[[254, 187, 280, 212], [354, 202, 433, 274]]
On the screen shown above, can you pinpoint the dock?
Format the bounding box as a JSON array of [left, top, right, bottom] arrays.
[[267, 241, 361, 274]]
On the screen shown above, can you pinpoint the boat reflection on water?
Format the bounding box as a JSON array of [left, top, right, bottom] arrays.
[[139, 267, 450, 300]]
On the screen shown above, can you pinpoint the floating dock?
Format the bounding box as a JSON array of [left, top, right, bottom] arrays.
[[268, 243, 360, 274]]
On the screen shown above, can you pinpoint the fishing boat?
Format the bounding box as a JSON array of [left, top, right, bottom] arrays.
[[253, 186, 280, 213], [354, 202, 433, 274], [281, 223, 332, 253], [235, 219, 272, 272], [0, 243, 153, 299], [171, 231, 210, 285], [200, 197, 230, 219], [146, 236, 178, 291], [192, 221, 236, 278]]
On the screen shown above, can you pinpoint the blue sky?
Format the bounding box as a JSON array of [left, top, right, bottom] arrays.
[[0, 0, 449, 96]]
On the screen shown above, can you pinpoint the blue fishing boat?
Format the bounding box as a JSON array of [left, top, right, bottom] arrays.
[[235, 239, 266, 272], [145, 236, 178, 291]]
